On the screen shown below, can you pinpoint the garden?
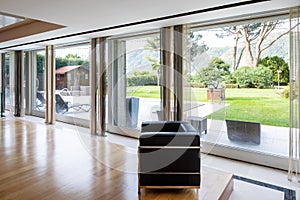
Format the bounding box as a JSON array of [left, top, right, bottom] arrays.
[[127, 85, 289, 127], [124, 18, 292, 129]]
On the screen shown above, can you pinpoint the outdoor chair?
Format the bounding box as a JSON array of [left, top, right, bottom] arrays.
[[226, 119, 261, 144], [36, 92, 46, 110], [55, 94, 90, 114]]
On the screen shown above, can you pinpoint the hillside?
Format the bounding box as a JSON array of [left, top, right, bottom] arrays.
[[125, 34, 289, 75]]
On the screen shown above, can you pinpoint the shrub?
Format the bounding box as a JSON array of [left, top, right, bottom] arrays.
[[233, 66, 254, 88], [133, 70, 150, 76], [234, 66, 273, 88], [225, 84, 239, 88], [196, 66, 224, 88], [259, 56, 289, 85], [281, 86, 290, 98], [225, 74, 237, 84], [281, 84, 298, 99], [127, 75, 157, 86], [193, 58, 230, 88], [189, 82, 206, 88], [252, 66, 273, 88]]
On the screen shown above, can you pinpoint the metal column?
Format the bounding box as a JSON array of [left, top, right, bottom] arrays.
[[90, 38, 97, 135], [160, 27, 172, 121], [0, 53, 5, 117], [45, 46, 55, 124], [98, 37, 107, 136], [173, 25, 184, 121]]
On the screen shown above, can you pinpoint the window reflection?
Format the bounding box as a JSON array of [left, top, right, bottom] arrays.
[[55, 44, 91, 120]]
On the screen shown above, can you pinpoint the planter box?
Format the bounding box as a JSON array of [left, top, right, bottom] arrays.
[[225, 119, 261, 144], [207, 88, 225, 101]]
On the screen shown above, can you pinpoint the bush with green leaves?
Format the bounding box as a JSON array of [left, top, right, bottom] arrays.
[[234, 66, 273, 88], [281, 83, 298, 99], [127, 74, 157, 86], [259, 56, 289, 85], [225, 73, 237, 84], [281, 86, 290, 98], [196, 66, 224, 88], [189, 82, 206, 88], [208, 57, 230, 76], [225, 84, 238, 88], [194, 58, 230, 88], [252, 66, 273, 88], [233, 66, 254, 88]]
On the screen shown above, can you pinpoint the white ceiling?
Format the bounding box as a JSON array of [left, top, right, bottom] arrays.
[[0, 0, 299, 51]]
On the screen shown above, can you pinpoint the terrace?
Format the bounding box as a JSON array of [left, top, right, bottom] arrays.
[[53, 90, 289, 168]]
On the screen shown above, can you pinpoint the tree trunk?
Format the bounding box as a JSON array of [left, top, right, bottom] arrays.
[[232, 32, 239, 71], [236, 47, 245, 70], [157, 69, 160, 86], [240, 27, 254, 67]]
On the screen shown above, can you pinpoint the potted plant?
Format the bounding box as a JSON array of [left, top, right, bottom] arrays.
[[197, 65, 225, 101], [196, 58, 229, 101]]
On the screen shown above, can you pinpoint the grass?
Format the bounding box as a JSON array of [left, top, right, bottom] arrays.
[[127, 86, 160, 99], [222, 88, 288, 127], [127, 86, 289, 127]]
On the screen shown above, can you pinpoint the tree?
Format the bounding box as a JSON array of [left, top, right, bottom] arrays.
[[233, 66, 254, 88], [216, 26, 244, 71], [55, 53, 89, 69], [36, 54, 45, 73], [196, 66, 224, 89], [252, 66, 273, 88], [144, 56, 160, 85], [144, 32, 208, 77], [259, 56, 289, 85], [55, 57, 68, 69], [144, 36, 160, 51], [208, 57, 230, 76], [189, 32, 209, 62], [194, 58, 229, 88], [239, 21, 280, 68], [218, 19, 299, 69]]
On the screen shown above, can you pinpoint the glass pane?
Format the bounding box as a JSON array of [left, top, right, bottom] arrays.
[[108, 33, 161, 132], [33, 50, 46, 112], [97, 42, 109, 127], [55, 44, 91, 120], [189, 17, 290, 157], [0, 14, 24, 28], [5, 53, 9, 108]]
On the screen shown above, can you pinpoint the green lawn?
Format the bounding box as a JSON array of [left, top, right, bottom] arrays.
[[127, 86, 160, 99], [127, 86, 289, 127], [208, 88, 289, 127]]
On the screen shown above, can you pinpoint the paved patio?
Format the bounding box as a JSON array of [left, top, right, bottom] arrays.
[[201, 119, 289, 157], [137, 98, 289, 157], [50, 97, 289, 158]]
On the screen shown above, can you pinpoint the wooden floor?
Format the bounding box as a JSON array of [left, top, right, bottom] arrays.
[[0, 117, 232, 200]]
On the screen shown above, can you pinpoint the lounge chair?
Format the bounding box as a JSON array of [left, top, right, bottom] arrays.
[[55, 94, 90, 114], [36, 92, 46, 110]]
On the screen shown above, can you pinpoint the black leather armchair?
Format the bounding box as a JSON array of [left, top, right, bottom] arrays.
[[138, 121, 201, 191]]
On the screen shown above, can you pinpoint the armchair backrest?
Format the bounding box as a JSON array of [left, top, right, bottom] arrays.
[[141, 121, 196, 133]]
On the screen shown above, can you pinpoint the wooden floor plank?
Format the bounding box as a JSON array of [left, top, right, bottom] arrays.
[[0, 117, 233, 199]]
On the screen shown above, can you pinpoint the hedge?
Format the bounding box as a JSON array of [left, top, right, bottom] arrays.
[[225, 84, 239, 88], [127, 75, 158, 86], [189, 82, 206, 88]]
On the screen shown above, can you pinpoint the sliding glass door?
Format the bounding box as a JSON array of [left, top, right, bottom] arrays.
[[107, 33, 161, 137], [32, 50, 46, 117], [54, 43, 91, 126], [4, 53, 10, 110], [188, 15, 290, 168]]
